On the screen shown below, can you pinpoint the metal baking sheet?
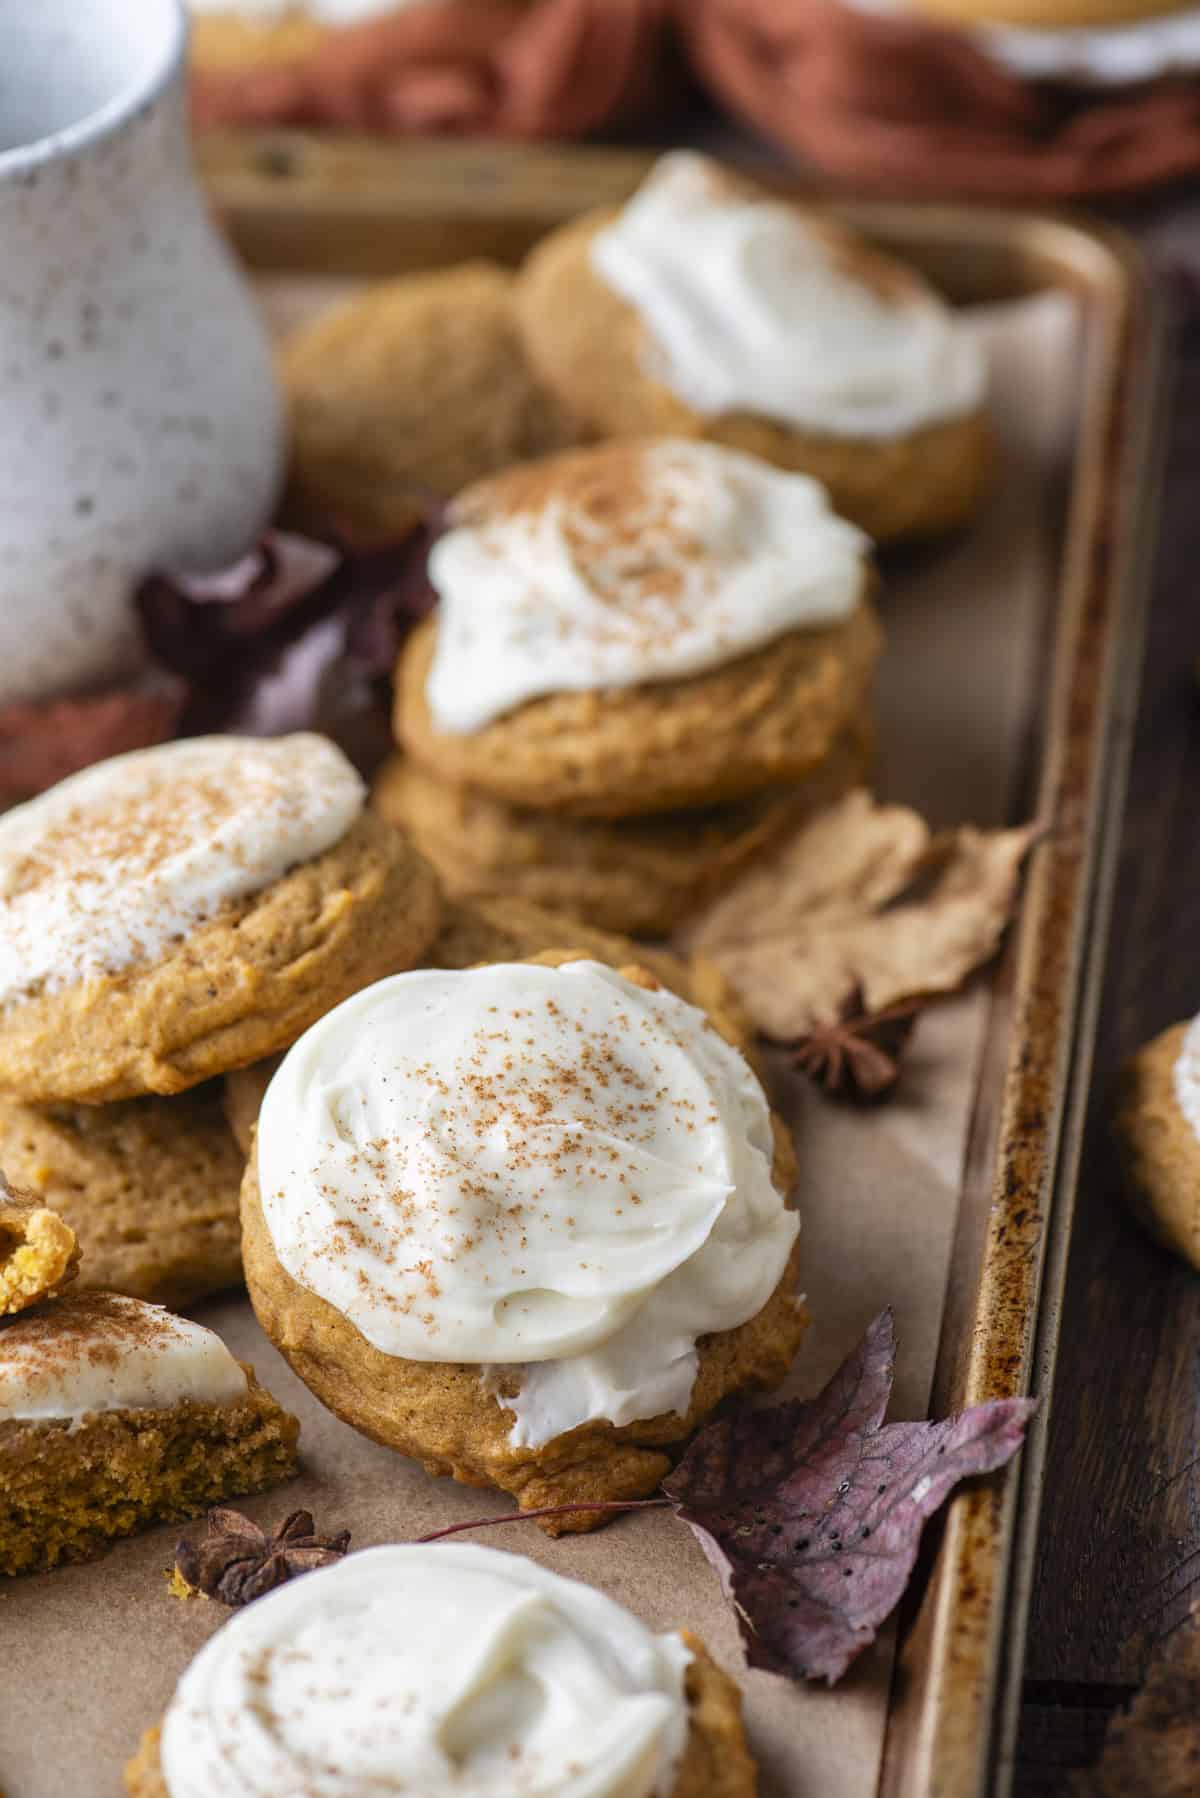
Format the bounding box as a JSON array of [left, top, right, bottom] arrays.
[[56, 136, 1159, 1798]]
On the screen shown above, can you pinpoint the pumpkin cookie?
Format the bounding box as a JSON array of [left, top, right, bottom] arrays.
[[376, 719, 871, 935], [0, 1293, 298, 1577], [125, 1544, 756, 1797], [515, 152, 990, 543], [0, 734, 441, 1105], [243, 958, 804, 1530], [0, 1183, 78, 1318], [0, 1086, 244, 1309], [396, 437, 881, 818], [281, 261, 580, 540], [1118, 1018, 1200, 1271], [223, 907, 752, 1153]]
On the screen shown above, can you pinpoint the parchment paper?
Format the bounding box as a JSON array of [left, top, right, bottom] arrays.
[[0, 291, 1079, 1798]]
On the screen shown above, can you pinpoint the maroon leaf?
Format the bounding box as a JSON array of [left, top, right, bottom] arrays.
[[662, 1312, 1035, 1684], [135, 513, 440, 763]]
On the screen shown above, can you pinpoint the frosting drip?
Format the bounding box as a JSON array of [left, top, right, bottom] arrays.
[[0, 733, 365, 1005], [0, 1293, 247, 1423], [257, 960, 798, 1446], [591, 151, 986, 440], [425, 438, 869, 734], [160, 1543, 692, 1798]]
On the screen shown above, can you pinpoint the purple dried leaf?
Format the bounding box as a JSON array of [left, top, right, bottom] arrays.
[[662, 1313, 1035, 1684], [135, 510, 441, 753]]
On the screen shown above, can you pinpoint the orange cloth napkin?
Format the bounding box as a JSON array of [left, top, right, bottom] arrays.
[[192, 0, 672, 138], [682, 0, 1200, 198]]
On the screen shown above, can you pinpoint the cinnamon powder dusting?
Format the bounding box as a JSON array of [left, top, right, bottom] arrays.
[[0, 1292, 185, 1382]]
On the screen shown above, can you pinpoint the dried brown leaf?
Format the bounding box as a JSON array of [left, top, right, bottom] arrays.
[[683, 791, 1038, 1039]]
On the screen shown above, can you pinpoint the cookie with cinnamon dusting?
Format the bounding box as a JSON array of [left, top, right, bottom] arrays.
[[223, 900, 753, 1155], [0, 737, 442, 1105], [396, 438, 881, 819], [125, 1626, 755, 1798], [239, 953, 804, 1531], [515, 176, 990, 543]]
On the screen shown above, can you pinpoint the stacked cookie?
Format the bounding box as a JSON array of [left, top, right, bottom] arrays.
[[376, 435, 883, 936], [0, 733, 441, 1306], [514, 150, 992, 544]]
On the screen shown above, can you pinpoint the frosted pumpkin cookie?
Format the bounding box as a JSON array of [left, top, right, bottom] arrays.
[[241, 958, 804, 1529], [515, 152, 990, 543], [0, 1087, 244, 1309], [281, 262, 580, 540], [1118, 1017, 1200, 1271], [376, 720, 871, 935], [396, 437, 882, 818], [0, 1293, 298, 1576], [0, 1182, 78, 1318], [125, 1543, 757, 1798], [0, 733, 441, 1105], [223, 920, 752, 1154]]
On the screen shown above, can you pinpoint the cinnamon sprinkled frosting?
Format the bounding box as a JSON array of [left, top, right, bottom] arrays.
[[0, 1293, 247, 1424], [592, 151, 986, 440], [160, 1543, 692, 1798], [0, 734, 364, 1007], [257, 960, 798, 1446], [425, 437, 870, 734]]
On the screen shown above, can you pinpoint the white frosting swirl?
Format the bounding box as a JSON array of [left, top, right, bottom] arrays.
[[0, 1293, 247, 1424], [257, 960, 798, 1447], [591, 152, 986, 440], [425, 438, 869, 735], [160, 1544, 692, 1798], [1173, 1013, 1200, 1142], [0, 733, 365, 1005]]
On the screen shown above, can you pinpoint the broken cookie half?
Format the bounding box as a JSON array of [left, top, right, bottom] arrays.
[[0, 1177, 79, 1318]]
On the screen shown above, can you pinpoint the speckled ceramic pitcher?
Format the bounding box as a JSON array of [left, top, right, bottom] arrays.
[[0, 0, 283, 707]]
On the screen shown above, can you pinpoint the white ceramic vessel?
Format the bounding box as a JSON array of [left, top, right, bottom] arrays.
[[0, 0, 284, 707]]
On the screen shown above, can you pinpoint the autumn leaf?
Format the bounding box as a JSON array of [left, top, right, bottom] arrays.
[[682, 790, 1038, 1040], [136, 516, 440, 761], [661, 1312, 1035, 1684]]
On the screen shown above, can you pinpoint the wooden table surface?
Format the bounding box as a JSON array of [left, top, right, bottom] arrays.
[[1013, 272, 1200, 1792]]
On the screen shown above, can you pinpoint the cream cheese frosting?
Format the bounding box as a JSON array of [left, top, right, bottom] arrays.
[[0, 733, 365, 1006], [425, 437, 870, 735], [1172, 1013, 1200, 1142], [591, 152, 986, 441], [188, 0, 423, 22], [0, 1293, 247, 1424], [257, 960, 798, 1447], [159, 1543, 693, 1798]]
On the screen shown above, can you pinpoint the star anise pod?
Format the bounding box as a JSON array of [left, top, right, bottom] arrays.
[[789, 989, 922, 1104], [174, 1506, 351, 1608]]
